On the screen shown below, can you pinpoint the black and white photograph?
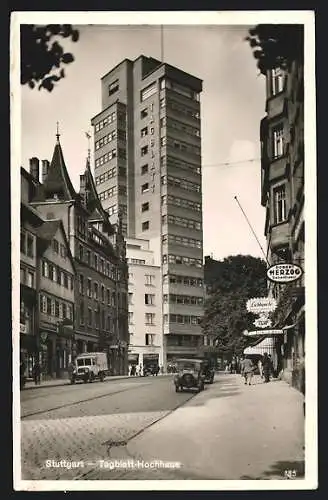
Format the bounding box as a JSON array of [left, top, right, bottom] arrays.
[[11, 11, 317, 490]]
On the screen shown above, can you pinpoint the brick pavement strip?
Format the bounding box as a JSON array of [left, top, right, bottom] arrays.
[[21, 411, 169, 480]]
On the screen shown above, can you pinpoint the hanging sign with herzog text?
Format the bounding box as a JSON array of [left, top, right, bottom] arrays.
[[266, 263, 303, 284]]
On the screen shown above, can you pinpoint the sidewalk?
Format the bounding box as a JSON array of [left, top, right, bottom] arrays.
[[127, 373, 305, 480]]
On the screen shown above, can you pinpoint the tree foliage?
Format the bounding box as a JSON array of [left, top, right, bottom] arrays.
[[202, 255, 267, 357], [21, 24, 79, 92], [245, 24, 304, 75]]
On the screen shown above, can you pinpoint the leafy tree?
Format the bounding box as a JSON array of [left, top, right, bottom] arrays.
[[245, 24, 304, 75], [202, 255, 267, 357], [21, 24, 79, 91]]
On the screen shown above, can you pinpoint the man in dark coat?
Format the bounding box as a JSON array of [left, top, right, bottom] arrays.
[[262, 352, 273, 383], [33, 360, 41, 385]]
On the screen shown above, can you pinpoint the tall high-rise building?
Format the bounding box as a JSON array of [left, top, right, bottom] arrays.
[[91, 55, 204, 364]]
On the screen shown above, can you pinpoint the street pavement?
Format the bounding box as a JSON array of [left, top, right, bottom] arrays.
[[19, 373, 305, 482], [23, 374, 131, 391], [20, 375, 192, 480]]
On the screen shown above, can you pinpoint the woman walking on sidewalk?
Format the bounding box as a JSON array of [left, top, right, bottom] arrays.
[[240, 356, 255, 385]]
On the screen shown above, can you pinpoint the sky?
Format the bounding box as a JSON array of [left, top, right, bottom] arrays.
[[21, 22, 267, 261]]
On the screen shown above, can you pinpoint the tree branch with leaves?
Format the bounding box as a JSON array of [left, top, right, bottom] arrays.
[[21, 24, 80, 92], [245, 24, 304, 75]]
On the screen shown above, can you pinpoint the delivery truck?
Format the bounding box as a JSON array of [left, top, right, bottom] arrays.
[[70, 352, 109, 384]]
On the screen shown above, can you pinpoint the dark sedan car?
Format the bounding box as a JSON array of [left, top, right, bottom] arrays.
[[173, 358, 206, 393]]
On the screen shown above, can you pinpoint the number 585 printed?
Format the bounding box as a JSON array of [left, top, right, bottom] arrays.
[[284, 469, 297, 479]]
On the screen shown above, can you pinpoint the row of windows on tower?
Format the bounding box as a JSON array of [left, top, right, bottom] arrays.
[[95, 166, 127, 186], [139, 214, 202, 234], [160, 116, 200, 138], [95, 148, 126, 168], [160, 96, 200, 120], [162, 214, 202, 231], [162, 234, 202, 249], [98, 185, 127, 201], [160, 136, 200, 156], [163, 314, 203, 325], [163, 274, 204, 287], [139, 175, 201, 196], [162, 254, 202, 268], [163, 294, 204, 306]]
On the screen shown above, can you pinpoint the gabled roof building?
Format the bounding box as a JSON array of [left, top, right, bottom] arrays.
[[25, 133, 129, 376]]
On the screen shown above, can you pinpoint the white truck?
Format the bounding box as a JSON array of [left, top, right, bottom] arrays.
[[71, 352, 109, 384]]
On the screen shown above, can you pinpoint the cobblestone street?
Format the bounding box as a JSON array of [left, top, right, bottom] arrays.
[[19, 374, 305, 482], [20, 376, 193, 480]]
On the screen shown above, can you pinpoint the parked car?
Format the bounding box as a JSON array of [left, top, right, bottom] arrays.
[[173, 358, 206, 393], [71, 352, 109, 384]]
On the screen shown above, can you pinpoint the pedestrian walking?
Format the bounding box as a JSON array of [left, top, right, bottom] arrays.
[[68, 361, 75, 381], [230, 357, 237, 374], [240, 356, 255, 385], [258, 358, 263, 378], [262, 352, 273, 383], [20, 358, 26, 389], [33, 360, 41, 385]]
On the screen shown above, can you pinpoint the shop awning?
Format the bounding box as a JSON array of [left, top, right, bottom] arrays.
[[244, 337, 275, 356]]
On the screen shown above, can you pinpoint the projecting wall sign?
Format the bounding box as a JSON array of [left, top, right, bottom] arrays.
[[267, 263, 303, 284], [254, 317, 272, 329], [246, 297, 277, 314]]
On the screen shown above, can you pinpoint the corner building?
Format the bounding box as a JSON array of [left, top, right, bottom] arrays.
[[28, 138, 129, 375], [260, 61, 304, 392], [91, 56, 204, 364]]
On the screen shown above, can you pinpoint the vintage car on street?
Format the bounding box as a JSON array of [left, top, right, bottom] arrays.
[[202, 359, 215, 384], [70, 352, 109, 383], [173, 358, 206, 392]]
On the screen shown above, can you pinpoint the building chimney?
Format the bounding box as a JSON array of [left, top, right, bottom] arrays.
[[42, 160, 50, 183], [29, 157, 39, 182]]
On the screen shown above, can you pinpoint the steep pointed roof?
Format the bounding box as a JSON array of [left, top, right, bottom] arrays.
[[32, 136, 76, 202], [84, 158, 109, 222]]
